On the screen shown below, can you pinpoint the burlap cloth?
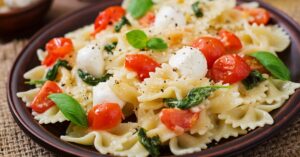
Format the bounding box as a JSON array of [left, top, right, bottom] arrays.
[[0, 40, 299, 157]]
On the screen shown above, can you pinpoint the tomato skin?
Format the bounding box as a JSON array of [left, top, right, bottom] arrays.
[[218, 29, 242, 53], [30, 81, 62, 113], [139, 12, 155, 27], [42, 37, 74, 66], [192, 37, 226, 68], [160, 108, 200, 134], [243, 55, 269, 74], [125, 54, 160, 81], [211, 54, 251, 84], [236, 6, 270, 25], [88, 103, 123, 130], [92, 6, 126, 35]]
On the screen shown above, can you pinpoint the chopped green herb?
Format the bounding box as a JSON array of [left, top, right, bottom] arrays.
[[128, 0, 153, 19], [25, 80, 46, 85], [104, 42, 118, 54], [115, 16, 131, 32], [48, 93, 88, 127], [251, 51, 291, 80], [146, 38, 168, 51], [242, 70, 266, 90], [126, 29, 148, 49], [46, 60, 72, 81], [138, 128, 161, 157], [78, 69, 112, 86], [192, 1, 203, 17], [164, 86, 227, 109]]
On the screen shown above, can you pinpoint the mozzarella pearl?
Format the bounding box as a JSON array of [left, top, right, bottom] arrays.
[[93, 82, 125, 108], [76, 43, 105, 78], [169, 46, 208, 80], [154, 6, 186, 30]]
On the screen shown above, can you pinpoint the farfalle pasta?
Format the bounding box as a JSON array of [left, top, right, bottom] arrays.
[[17, 0, 300, 156]]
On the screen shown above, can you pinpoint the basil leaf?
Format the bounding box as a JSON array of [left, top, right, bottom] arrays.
[[126, 30, 148, 49], [146, 38, 168, 50], [104, 42, 118, 54], [164, 86, 227, 109], [251, 51, 291, 80], [115, 16, 131, 32], [48, 93, 88, 127], [192, 1, 203, 17], [242, 70, 266, 90], [46, 60, 72, 81], [78, 69, 112, 86], [25, 80, 46, 85], [128, 0, 153, 19], [138, 128, 161, 157]]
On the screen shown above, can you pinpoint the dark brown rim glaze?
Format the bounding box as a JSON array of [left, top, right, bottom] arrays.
[[7, 0, 300, 156]]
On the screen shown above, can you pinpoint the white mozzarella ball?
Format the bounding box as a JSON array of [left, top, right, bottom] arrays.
[[76, 43, 105, 78], [169, 46, 208, 80], [93, 82, 125, 108], [154, 6, 186, 30], [4, 0, 32, 8]]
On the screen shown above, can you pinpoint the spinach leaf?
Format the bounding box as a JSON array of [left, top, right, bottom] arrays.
[[138, 128, 161, 157], [46, 60, 72, 81], [104, 42, 118, 54], [146, 38, 168, 50], [126, 30, 148, 49], [242, 70, 266, 90], [192, 1, 203, 17], [115, 16, 131, 32], [128, 0, 153, 19], [25, 80, 46, 86], [78, 69, 112, 86], [48, 93, 88, 127], [251, 52, 291, 80], [164, 86, 227, 109]]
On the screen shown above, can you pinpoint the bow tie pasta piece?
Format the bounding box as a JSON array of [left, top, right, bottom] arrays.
[[17, 88, 40, 107], [32, 106, 67, 124], [237, 80, 268, 104]]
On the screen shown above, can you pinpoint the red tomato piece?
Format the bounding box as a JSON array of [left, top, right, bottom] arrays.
[[30, 81, 62, 113], [211, 54, 251, 84], [247, 8, 270, 25], [160, 108, 200, 134], [243, 55, 269, 74], [88, 103, 123, 130], [218, 29, 243, 53], [42, 37, 74, 66], [139, 12, 155, 27], [92, 6, 126, 35], [191, 37, 226, 68], [125, 54, 160, 81]]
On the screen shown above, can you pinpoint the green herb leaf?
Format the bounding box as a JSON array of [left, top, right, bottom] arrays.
[[251, 51, 291, 80], [242, 70, 266, 90], [115, 16, 131, 32], [192, 1, 203, 17], [104, 42, 118, 54], [146, 38, 168, 50], [164, 86, 227, 109], [78, 69, 112, 86], [46, 60, 72, 81], [128, 0, 153, 19], [48, 93, 88, 127], [25, 80, 46, 85], [138, 128, 161, 157], [126, 30, 148, 49]]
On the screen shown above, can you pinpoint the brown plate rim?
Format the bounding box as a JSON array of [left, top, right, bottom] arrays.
[[7, 0, 300, 156]]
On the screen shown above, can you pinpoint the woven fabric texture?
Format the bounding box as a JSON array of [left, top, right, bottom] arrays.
[[0, 39, 300, 157]]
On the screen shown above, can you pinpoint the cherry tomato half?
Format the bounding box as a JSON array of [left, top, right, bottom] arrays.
[[139, 12, 155, 27], [243, 55, 269, 74], [211, 54, 251, 84], [88, 103, 123, 130], [30, 81, 62, 113], [160, 108, 200, 134], [42, 37, 74, 66], [236, 6, 270, 25], [192, 37, 226, 68], [218, 29, 242, 53], [92, 6, 126, 35], [125, 54, 160, 81]]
